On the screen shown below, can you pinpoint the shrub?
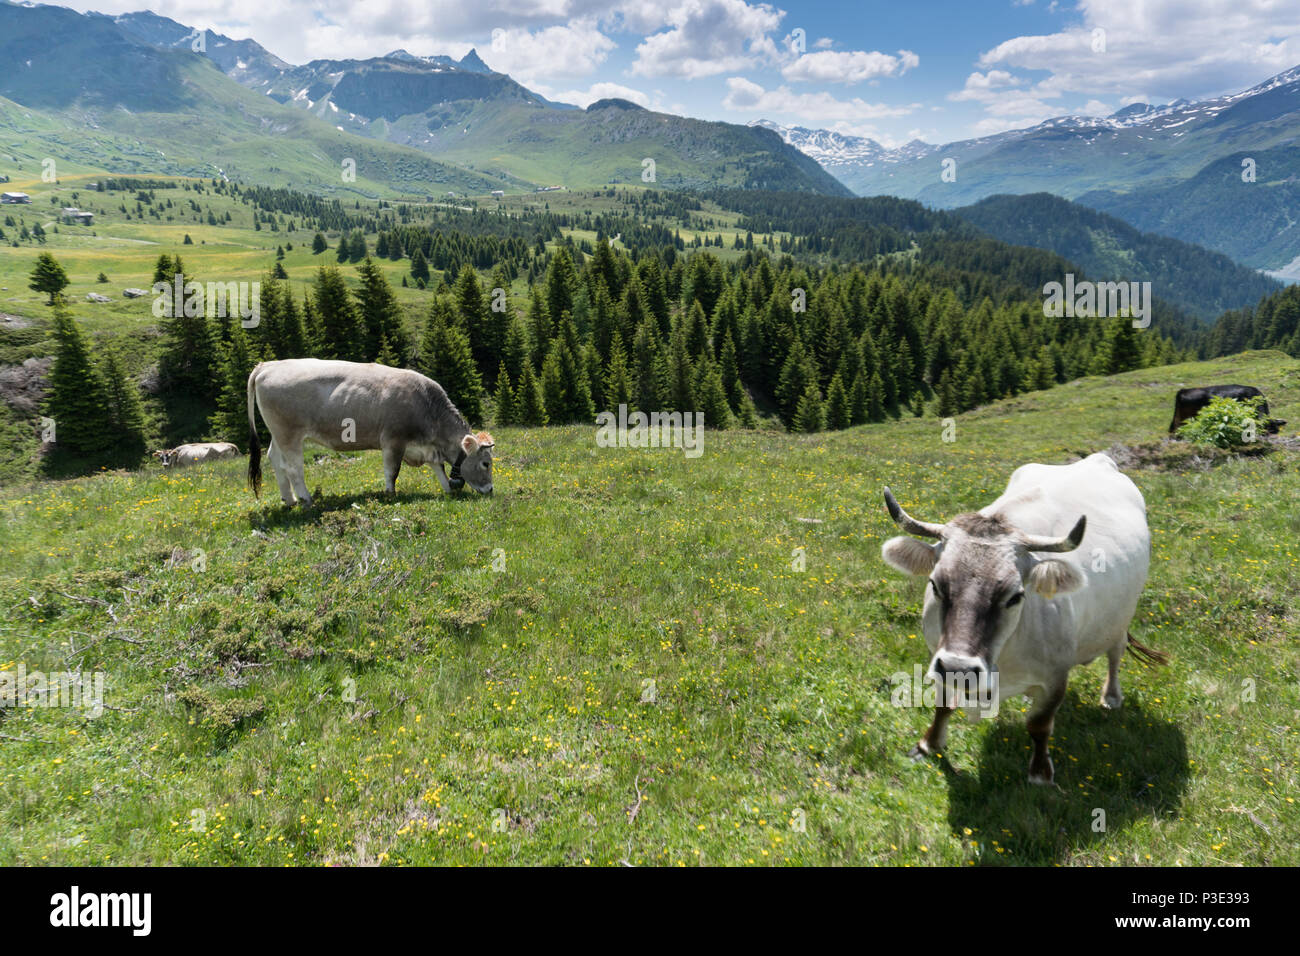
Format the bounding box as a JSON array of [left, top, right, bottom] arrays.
[[1176, 396, 1267, 448]]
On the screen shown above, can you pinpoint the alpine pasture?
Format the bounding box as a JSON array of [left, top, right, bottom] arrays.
[[1, 351, 1296, 866]]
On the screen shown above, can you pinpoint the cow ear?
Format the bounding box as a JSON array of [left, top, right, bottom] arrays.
[[460, 433, 480, 455], [882, 536, 938, 576], [1027, 559, 1086, 599]]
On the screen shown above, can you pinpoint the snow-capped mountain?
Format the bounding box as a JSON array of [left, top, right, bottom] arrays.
[[774, 62, 1300, 206]]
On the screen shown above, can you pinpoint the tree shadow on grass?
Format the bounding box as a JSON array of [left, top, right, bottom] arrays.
[[940, 692, 1189, 865]]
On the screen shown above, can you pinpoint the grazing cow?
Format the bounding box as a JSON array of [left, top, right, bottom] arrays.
[[157, 442, 241, 467], [1169, 384, 1284, 435], [880, 453, 1165, 784], [246, 358, 494, 506]]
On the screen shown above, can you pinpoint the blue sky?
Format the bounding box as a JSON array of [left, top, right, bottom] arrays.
[[71, 0, 1300, 146]]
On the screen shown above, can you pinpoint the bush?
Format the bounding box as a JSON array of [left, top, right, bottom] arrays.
[[1176, 396, 1267, 448]]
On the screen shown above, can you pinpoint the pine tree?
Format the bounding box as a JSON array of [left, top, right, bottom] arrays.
[[29, 252, 69, 304], [416, 297, 483, 424], [825, 372, 850, 430], [210, 320, 256, 442], [665, 322, 695, 412], [632, 319, 663, 412], [493, 363, 514, 426], [354, 257, 410, 363], [1108, 317, 1144, 373], [695, 359, 732, 429], [527, 286, 551, 371], [514, 362, 548, 426], [849, 370, 868, 425], [545, 246, 578, 325], [775, 339, 816, 428], [313, 266, 364, 361], [410, 248, 430, 285], [713, 332, 739, 407], [43, 305, 115, 458], [867, 370, 886, 422], [311, 232, 328, 254], [157, 258, 215, 399], [453, 264, 495, 377], [603, 331, 634, 412], [101, 348, 148, 457], [540, 324, 594, 424], [793, 381, 824, 433], [935, 367, 957, 417]]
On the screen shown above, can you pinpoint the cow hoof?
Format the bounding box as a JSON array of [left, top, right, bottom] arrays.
[[1101, 694, 1122, 710], [908, 741, 935, 762], [1028, 757, 1054, 785]]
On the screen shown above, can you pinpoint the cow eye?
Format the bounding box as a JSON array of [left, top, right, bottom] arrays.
[[1006, 592, 1024, 608], [929, 579, 944, 600]]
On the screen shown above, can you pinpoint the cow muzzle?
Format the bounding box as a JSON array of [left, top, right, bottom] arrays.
[[929, 651, 993, 708]]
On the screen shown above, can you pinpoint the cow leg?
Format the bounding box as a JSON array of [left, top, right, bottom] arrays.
[[909, 705, 955, 760], [1026, 681, 1067, 784], [1101, 638, 1124, 710], [432, 461, 453, 493], [267, 440, 296, 506], [282, 439, 312, 507], [382, 445, 404, 495]]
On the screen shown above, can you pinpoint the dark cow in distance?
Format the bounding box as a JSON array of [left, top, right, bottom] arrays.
[[1168, 384, 1285, 435]]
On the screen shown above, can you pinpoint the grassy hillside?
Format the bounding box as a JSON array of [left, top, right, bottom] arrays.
[[1, 351, 1296, 865], [0, 61, 519, 201], [1080, 145, 1300, 272], [952, 193, 1282, 320], [380, 100, 854, 195]]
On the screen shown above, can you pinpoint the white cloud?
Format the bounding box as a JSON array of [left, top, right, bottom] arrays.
[[977, 0, 1300, 102], [542, 81, 653, 107], [630, 0, 784, 78], [65, 0, 622, 65], [722, 76, 917, 122], [482, 20, 616, 84], [781, 49, 918, 83]]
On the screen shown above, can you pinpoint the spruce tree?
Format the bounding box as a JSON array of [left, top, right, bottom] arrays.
[[793, 381, 824, 433], [313, 266, 364, 361], [210, 320, 256, 442], [355, 257, 409, 363], [935, 368, 957, 417], [539, 327, 593, 424], [604, 331, 634, 412], [417, 297, 483, 424], [101, 348, 148, 458], [825, 372, 850, 430], [665, 322, 695, 412], [695, 359, 732, 429], [410, 248, 430, 285], [632, 319, 663, 412], [29, 251, 69, 304], [849, 370, 868, 425], [43, 306, 115, 458], [493, 363, 514, 426], [514, 362, 547, 426], [867, 370, 886, 422]]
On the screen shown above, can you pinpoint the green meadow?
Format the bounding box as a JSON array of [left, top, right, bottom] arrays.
[[1, 349, 1296, 865]]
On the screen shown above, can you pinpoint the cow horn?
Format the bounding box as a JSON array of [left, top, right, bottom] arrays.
[[882, 487, 946, 539], [1019, 515, 1087, 552]]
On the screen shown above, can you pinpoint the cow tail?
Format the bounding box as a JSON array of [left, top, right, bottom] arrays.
[[247, 365, 262, 497], [1126, 632, 1170, 666]]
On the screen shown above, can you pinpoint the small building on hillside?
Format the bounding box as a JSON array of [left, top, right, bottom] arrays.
[[60, 207, 94, 225], [1, 191, 32, 204], [0, 174, 10, 183], [490, 190, 505, 199]]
